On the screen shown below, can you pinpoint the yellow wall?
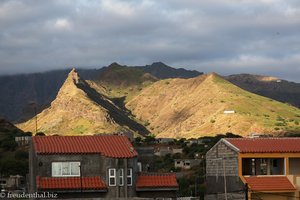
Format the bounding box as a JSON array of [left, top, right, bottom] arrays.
[[289, 158, 300, 175], [250, 192, 291, 200]]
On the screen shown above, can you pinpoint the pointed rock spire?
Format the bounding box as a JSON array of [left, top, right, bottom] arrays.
[[68, 68, 80, 84]]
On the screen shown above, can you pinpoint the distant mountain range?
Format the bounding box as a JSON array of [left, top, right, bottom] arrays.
[[0, 62, 202, 122]]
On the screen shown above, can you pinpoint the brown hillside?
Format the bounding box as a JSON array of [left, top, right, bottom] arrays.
[[126, 73, 300, 138], [17, 69, 149, 136]]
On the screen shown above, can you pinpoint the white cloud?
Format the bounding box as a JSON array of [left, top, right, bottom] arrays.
[[54, 18, 72, 30]]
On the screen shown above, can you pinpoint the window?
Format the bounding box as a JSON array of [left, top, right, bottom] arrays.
[[273, 159, 278, 167], [52, 162, 80, 177], [127, 168, 132, 186], [109, 168, 116, 186], [118, 169, 124, 186]]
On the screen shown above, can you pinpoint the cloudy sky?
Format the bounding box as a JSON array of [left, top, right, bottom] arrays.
[[0, 0, 300, 82]]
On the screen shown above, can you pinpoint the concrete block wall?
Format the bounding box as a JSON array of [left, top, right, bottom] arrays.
[[206, 141, 239, 176], [206, 140, 245, 195]]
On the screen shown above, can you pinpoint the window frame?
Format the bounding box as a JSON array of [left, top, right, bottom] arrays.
[[127, 168, 132, 186], [118, 169, 124, 186], [109, 168, 117, 186], [51, 162, 80, 177]]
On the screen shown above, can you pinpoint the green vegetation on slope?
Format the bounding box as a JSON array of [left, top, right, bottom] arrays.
[[127, 73, 300, 138]]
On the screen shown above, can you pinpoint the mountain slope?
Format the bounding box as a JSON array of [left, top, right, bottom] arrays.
[[126, 73, 300, 138], [225, 74, 300, 108], [17, 69, 149, 136]]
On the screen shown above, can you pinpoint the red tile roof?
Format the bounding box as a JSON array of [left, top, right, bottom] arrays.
[[136, 173, 178, 189], [36, 176, 107, 191], [225, 138, 300, 153], [32, 135, 138, 158], [244, 176, 296, 191]]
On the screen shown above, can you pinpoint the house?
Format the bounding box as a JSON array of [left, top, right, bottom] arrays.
[[205, 138, 300, 200], [223, 110, 235, 114], [15, 136, 31, 146], [0, 175, 25, 192], [156, 138, 175, 144], [136, 173, 178, 198], [29, 135, 178, 199], [174, 159, 201, 170], [135, 146, 155, 172], [154, 146, 183, 157]]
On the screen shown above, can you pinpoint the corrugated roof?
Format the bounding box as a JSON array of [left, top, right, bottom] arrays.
[[225, 138, 300, 153], [244, 176, 296, 191], [136, 173, 178, 189], [32, 135, 138, 158], [36, 176, 107, 191]]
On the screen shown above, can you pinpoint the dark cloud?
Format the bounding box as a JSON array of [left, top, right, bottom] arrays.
[[0, 0, 299, 82]]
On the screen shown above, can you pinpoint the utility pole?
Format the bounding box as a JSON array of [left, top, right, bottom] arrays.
[[195, 176, 197, 198], [34, 105, 37, 135], [223, 158, 227, 200], [79, 163, 82, 193], [210, 157, 228, 200], [29, 101, 37, 134]]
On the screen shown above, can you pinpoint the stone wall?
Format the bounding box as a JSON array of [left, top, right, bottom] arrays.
[[205, 192, 245, 200]]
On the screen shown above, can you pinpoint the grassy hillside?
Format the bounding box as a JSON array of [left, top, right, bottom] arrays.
[[225, 74, 300, 108], [126, 73, 300, 138]]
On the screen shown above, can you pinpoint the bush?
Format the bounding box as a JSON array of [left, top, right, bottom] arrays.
[[15, 150, 29, 160], [0, 139, 17, 151], [275, 122, 286, 126], [0, 158, 28, 176]]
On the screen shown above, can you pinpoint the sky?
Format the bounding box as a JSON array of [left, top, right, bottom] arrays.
[[0, 0, 300, 82]]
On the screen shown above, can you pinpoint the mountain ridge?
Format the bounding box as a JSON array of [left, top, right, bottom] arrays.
[[0, 62, 201, 122]]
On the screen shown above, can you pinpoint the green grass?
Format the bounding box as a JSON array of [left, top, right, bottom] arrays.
[[212, 74, 300, 132]]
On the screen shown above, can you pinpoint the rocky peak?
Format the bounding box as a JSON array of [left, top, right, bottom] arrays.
[[53, 68, 87, 103], [68, 68, 80, 84]]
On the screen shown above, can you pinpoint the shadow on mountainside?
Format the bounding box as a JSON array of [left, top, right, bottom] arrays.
[[76, 80, 150, 136]]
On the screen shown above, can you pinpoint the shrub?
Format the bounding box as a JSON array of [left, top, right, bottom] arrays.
[[275, 122, 286, 126]]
